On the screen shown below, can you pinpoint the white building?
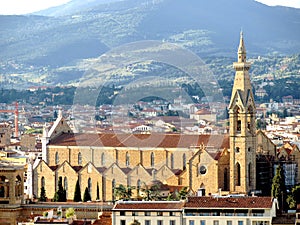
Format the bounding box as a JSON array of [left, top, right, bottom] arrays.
[[184, 196, 277, 225], [112, 201, 184, 225], [112, 197, 277, 225]]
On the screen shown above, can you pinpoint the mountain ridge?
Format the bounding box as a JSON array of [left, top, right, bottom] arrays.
[[0, 0, 299, 88]]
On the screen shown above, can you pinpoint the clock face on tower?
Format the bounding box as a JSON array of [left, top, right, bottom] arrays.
[[199, 165, 207, 175]]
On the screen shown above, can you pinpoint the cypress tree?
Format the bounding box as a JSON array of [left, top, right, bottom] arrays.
[[73, 179, 82, 202], [83, 187, 91, 202], [39, 186, 47, 202], [54, 177, 66, 202], [96, 182, 100, 200], [271, 165, 287, 212]]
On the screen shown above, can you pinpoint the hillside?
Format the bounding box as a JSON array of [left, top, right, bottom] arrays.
[[0, 0, 299, 88]]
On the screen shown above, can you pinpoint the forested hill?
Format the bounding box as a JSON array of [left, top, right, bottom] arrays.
[[0, 0, 299, 88]]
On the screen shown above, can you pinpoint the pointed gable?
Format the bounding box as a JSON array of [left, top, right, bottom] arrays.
[[56, 160, 78, 177], [48, 111, 72, 140], [156, 165, 178, 182], [104, 163, 127, 185]]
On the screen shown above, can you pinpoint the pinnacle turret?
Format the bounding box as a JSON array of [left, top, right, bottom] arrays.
[[238, 31, 246, 63]]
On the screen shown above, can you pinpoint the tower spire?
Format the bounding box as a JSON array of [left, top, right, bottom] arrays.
[[228, 32, 257, 194], [238, 31, 246, 62]]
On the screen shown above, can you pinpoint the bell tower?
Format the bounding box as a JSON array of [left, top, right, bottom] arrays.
[[229, 32, 256, 194]]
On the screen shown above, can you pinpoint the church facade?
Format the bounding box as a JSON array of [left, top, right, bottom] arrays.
[[32, 33, 276, 202]]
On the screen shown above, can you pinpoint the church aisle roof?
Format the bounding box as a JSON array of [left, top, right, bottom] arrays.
[[48, 133, 229, 149]]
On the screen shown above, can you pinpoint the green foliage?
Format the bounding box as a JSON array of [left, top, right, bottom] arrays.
[[113, 184, 134, 201], [140, 182, 161, 201], [39, 186, 47, 202], [166, 186, 189, 201], [65, 208, 75, 219], [53, 177, 66, 202], [271, 165, 287, 211], [83, 187, 91, 202], [73, 179, 82, 202], [287, 184, 300, 209], [43, 211, 48, 218], [96, 182, 100, 200]]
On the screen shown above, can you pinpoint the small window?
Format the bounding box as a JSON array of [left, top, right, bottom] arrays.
[[189, 220, 195, 225], [238, 221, 243, 225], [120, 220, 126, 225], [132, 212, 138, 216], [226, 221, 232, 225], [169, 212, 175, 216], [237, 120, 241, 132], [158, 221, 163, 225], [200, 221, 206, 225], [235, 147, 240, 153], [145, 211, 151, 216], [145, 220, 151, 225], [157, 212, 163, 216], [120, 211, 125, 216], [213, 221, 219, 225], [248, 147, 251, 152], [170, 221, 176, 225]]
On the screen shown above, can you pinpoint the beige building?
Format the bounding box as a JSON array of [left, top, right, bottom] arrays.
[[32, 33, 278, 202], [112, 196, 277, 225], [0, 163, 25, 225]]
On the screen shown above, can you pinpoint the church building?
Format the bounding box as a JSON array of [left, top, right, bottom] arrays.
[[32, 33, 276, 202]]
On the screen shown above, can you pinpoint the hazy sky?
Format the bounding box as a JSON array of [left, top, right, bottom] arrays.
[[0, 0, 299, 15]]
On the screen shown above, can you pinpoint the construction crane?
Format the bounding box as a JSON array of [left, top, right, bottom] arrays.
[[0, 102, 19, 138]]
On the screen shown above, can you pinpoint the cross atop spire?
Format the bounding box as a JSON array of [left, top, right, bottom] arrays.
[[238, 31, 246, 62]]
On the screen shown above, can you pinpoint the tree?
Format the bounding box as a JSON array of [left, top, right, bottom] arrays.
[[73, 179, 82, 202], [65, 208, 75, 219], [96, 182, 100, 200], [53, 177, 66, 202], [286, 184, 300, 209], [140, 182, 161, 201], [113, 184, 134, 201], [83, 187, 91, 202], [39, 186, 47, 202], [271, 165, 287, 212]]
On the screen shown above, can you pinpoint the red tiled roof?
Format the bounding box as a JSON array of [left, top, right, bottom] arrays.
[[185, 197, 273, 209], [49, 133, 229, 149], [113, 201, 184, 211]]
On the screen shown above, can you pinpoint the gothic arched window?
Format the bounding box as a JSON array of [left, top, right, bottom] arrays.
[[236, 162, 241, 186], [64, 177, 68, 199], [55, 152, 59, 165], [151, 152, 155, 167], [182, 153, 186, 170], [41, 176, 45, 188], [170, 153, 174, 169], [137, 179, 141, 193], [88, 178, 92, 196], [234, 106, 241, 134], [78, 152, 82, 165], [101, 153, 105, 166], [126, 152, 130, 167], [112, 179, 116, 201]]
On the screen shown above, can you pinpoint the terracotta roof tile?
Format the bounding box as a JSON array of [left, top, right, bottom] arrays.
[[185, 197, 273, 209], [113, 201, 184, 211], [49, 133, 229, 149]]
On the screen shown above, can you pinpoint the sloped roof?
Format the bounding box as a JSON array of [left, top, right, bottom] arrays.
[[49, 133, 229, 149], [113, 201, 184, 211], [185, 196, 273, 209]]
